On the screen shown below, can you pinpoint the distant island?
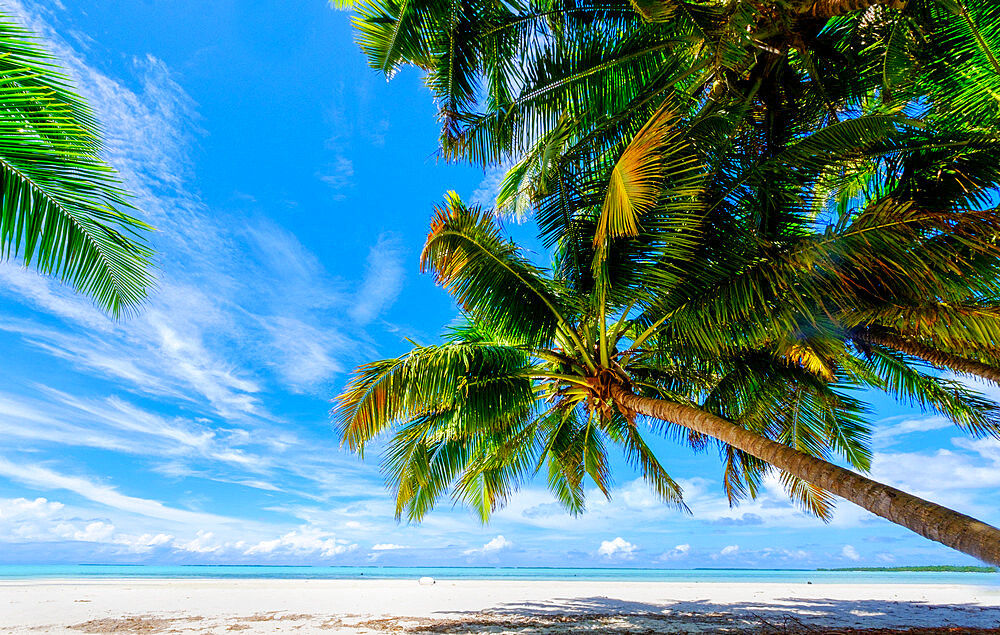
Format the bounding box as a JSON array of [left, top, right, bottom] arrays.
[[817, 566, 997, 573]]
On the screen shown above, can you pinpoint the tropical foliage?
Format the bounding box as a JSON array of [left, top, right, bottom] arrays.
[[335, 0, 1000, 562], [347, 0, 1000, 378], [0, 16, 153, 317], [336, 176, 1000, 562], [351, 0, 1000, 160]]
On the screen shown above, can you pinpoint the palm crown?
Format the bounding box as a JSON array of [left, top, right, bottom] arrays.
[[336, 144, 1000, 561]]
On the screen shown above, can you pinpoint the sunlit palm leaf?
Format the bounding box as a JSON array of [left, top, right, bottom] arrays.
[[0, 17, 153, 317], [421, 192, 586, 353]]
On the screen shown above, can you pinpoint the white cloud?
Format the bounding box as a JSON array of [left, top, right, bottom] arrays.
[[317, 156, 355, 190], [0, 497, 64, 520], [953, 374, 1000, 405], [494, 473, 871, 538], [0, 2, 371, 411], [870, 438, 1000, 519], [114, 533, 173, 553], [14, 0, 999, 569], [0, 458, 237, 526], [72, 521, 115, 543], [245, 527, 356, 558], [176, 530, 222, 554], [842, 545, 861, 561], [257, 315, 347, 389], [0, 497, 94, 544], [481, 535, 511, 552], [618, 478, 668, 511], [371, 543, 408, 551], [873, 416, 953, 446], [0, 497, 113, 545], [143, 309, 263, 416], [0, 390, 302, 502], [597, 537, 637, 559], [464, 535, 512, 555], [0, 5, 429, 549], [470, 166, 508, 209], [719, 544, 740, 557], [244, 537, 281, 554], [658, 543, 690, 561], [349, 232, 405, 325], [760, 547, 811, 560], [0, 268, 113, 333]]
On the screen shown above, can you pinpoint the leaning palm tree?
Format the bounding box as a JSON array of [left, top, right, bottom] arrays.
[[337, 0, 1000, 563], [336, 144, 1000, 563], [335, 183, 1000, 564], [0, 16, 153, 317]]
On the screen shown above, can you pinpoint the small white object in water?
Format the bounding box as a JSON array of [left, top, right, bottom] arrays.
[[418, 576, 436, 586]]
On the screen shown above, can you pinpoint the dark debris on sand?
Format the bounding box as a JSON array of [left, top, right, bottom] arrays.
[[63, 612, 1000, 634]]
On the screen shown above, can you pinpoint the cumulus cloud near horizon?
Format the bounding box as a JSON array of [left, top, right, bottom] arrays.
[[464, 535, 512, 556], [597, 537, 637, 559]]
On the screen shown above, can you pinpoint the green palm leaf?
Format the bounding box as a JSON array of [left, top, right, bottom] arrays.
[[421, 192, 590, 355], [0, 16, 153, 317]]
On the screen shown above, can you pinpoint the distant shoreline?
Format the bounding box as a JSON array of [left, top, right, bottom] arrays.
[[1, 565, 997, 585], [8, 564, 994, 572], [817, 566, 997, 573]]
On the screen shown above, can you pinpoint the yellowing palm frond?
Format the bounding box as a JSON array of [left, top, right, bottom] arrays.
[[596, 105, 685, 246]]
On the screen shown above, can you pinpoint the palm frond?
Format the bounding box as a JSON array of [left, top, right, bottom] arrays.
[[421, 192, 588, 354], [0, 16, 154, 316]]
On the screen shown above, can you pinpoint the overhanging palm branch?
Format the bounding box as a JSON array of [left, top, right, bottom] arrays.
[[339, 0, 1000, 564], [0, 16, 153, 316]]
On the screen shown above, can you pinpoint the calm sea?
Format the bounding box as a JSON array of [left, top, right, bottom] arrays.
[[0, 566, 996, 586]]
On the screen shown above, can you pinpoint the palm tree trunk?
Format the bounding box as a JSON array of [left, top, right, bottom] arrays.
[[797, 0, 906, 17], [610, 384, 1000, 565], [857, 330, 1000, 386]]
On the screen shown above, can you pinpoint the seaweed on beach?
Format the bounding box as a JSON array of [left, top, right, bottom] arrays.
[[64, 612, 1000, 634], [70, 615, 201, 633]]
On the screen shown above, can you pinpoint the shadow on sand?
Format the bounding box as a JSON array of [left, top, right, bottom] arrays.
[[407, 595, 1000, 633]]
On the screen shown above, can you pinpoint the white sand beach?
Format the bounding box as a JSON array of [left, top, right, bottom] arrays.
[[1, 578, 999, 633]]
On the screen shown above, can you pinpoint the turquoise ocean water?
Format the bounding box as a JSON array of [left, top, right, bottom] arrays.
[[0, 566, 996, 586]]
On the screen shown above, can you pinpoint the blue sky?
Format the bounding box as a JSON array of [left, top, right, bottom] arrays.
[[0, 0, 997, 569]]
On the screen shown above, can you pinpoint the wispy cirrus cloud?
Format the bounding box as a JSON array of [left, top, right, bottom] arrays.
[[0, 458, 237, 526], [470, 165, 509, 210], [317, 156, 355, 191], [872, 415, 953, 446], [349, 232, 405, 325], [0, 1, 394, 410], [0, 2, 433, 564]]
